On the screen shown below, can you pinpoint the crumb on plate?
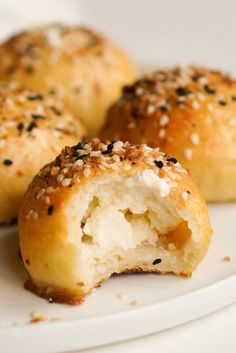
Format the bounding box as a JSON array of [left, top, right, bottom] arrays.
[[30, 310, 47, 323], [222, 255, 231, 262], [130, 299, 139, 306]]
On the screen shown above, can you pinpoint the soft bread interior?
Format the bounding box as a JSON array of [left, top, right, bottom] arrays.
[[66, 170, 200, 293]]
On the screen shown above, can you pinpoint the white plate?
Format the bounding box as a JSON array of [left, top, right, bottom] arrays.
[[0, 204, 235, 353]]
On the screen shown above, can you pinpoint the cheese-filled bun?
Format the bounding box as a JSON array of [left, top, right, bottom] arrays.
[[0, 23, 137, 135], [0, 82, 86, 224], [101, 66, 236, 202], [19, 138, 212, 304]]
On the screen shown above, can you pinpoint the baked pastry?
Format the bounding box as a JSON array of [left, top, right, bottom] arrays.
[[0, 82, 86, 224], [101, 66, 236, 202], [19, 138, 212, 304], [0, 23, 137, 135]]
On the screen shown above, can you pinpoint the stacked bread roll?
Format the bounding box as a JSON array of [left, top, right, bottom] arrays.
[[0, 24, 218, 305]]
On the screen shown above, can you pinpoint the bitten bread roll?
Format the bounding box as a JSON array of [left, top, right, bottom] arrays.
[[0, 23, 137, 135], [19, 138, 212, 304], [101, 66, 236, 202], [0, 82, 86, 224]]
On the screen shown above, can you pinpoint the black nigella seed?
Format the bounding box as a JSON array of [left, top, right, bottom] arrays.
[[187, 190, 191, 194], [191, 75, 200, 82], [159, 106, 168, 112], [50, 106, 61, 116], [17, 122, 24, 131], [26, 65, 35, 74], [153, 258, 162, 265], [27, 94, 43, 101], [27, 121, 37, 132], [204, 85, 216, 94], [76, 154, 87, 160], [47, 205, 55, 216], [176, 87, 189, 96], [3, 159, 13, 166], [10, 217, 17, 225], [76, 142, 84, 150], [154, 160, 164, 168], [231, 96, 236, 101], [218, 100, 227, 106], [102, 143, 114, 154], [167, 157, 178, 164], [131, 109, 140, 118], [143, 78, 155, 85], [122, 85, 135, 95], [31, 114, 46, 120]]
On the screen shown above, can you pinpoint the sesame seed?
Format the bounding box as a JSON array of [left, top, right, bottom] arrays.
[[199, 76, 208, 84], [113, 141, 124, 151], [184, 148, 193, 160], [192, 101, 200, 110], [135, 87, 144, 96], [32, 211, 38, 220], [43, 196, 50, 204], [128, 121, 136, 129], [207, 104, 213, 111], [46, 187, 56, 193], [62, 178, 71, 186], [74, 159, 83, 167], [36, 188, 45, 200], [158, 129, 166, 138], [57, 174, 64, 183], [159, 114, 170, 127], [229, 118, 236, 125], [0, 140, 5, 148], [198, 93, 205, 101], [190, 133, 199, 145], [83, 168, 91, 177], [147, 104, 156, 114], [182, 191, 189, 201]]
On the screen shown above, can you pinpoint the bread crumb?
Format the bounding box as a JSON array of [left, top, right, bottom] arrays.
[[50, 317, 62, 322], [130, 299, 138, 306], [223, 256, 231, 262], [116, 292, 125, 300], [30, 311, 47, 324]]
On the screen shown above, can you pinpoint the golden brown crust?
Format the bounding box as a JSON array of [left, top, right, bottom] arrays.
[[0, 23, 137, 134], [0, 82, 86, 224], [24, 279, 85, 305], [101, 66, 236, 201], [25, 267, 190, 305], [19, 138, 211, 304]]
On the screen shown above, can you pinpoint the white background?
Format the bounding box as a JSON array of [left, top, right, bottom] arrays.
[[0, 1, 235, 352]]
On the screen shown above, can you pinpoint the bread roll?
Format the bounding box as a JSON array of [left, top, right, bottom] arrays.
[[19, 138, 212, 304], [0, 82, 86, 224], [0, 23, 137, 135], [101, 66, 236, 202]]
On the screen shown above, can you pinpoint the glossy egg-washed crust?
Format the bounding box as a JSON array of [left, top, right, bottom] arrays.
[[0, 82, 86, 224], [0, 23, 137, 135], [19, 138, 212, 304], [101, 66, 236, 201]]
